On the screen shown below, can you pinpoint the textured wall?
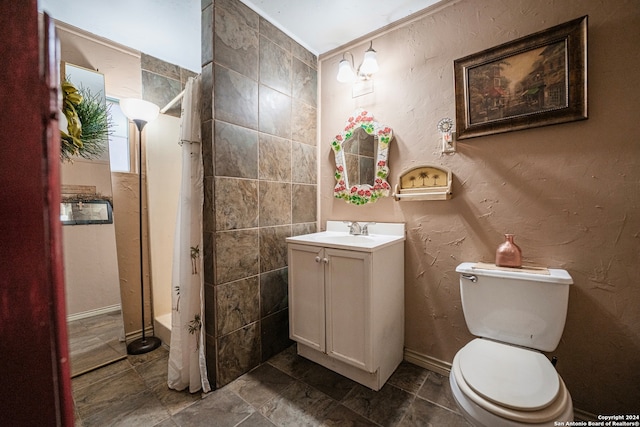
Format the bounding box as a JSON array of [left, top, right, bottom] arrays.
[[319, 0, 640, 415], [201, 0, 318, 387]]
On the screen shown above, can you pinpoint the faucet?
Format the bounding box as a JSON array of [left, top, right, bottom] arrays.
[[346, 221, 362, 235], [344, 221, 376, 236], [361, 222, 375, 235]]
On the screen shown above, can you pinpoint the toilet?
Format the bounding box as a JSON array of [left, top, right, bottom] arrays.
[[450, 262, 574, 426]]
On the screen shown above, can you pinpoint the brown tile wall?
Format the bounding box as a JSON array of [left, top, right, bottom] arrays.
[[141, 53, 198, 117], [201, 0, 318, 387]]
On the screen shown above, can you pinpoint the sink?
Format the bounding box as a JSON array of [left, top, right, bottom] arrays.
[[322, 234, 379, 244], [286, 221, 405, 251]]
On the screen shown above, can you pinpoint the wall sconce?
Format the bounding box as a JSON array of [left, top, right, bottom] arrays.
[[337, 41, 379, 83]]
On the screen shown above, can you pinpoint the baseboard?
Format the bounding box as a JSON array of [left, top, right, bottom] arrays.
[[67, 304, 121, 322], [125, 325, 155, 342], [404, 347, 593, 420], [403, 348, 452, 377]]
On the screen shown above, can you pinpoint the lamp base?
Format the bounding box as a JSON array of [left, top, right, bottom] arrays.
[[127, 336, 162, 355]]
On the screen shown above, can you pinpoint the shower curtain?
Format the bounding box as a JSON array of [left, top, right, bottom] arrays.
[[167, 75, 210, 393]]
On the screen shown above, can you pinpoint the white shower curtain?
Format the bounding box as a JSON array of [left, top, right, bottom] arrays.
[[167, 75, 210, 393]]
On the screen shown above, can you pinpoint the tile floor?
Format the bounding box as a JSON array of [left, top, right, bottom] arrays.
[[67, 311, 127, 377], [72, 344, 471, 426]]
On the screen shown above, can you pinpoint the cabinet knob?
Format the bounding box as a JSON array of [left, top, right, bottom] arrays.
[[323, 258, 329, 264], [315, 256, 321, 263]]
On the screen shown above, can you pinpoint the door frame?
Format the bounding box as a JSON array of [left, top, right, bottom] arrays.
[[0, 3, 74, 425]]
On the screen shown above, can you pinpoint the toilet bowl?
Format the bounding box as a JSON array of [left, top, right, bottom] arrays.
[[450, 339, 573, 426], [452, 262, 574, 426]]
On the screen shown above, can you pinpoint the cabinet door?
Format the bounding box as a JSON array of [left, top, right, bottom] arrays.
[[325, 248, 372, 371], [288, 244, 325, 352]]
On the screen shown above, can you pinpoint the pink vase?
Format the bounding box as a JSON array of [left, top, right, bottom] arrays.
[[495, 234, 522, 268]]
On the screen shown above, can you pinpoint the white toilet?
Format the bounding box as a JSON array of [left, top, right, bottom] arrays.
[[450, 262, 574, 426]]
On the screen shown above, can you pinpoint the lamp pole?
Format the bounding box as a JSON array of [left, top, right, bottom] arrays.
[[119, 98, 161, 355], [126, 118, 161, 355]]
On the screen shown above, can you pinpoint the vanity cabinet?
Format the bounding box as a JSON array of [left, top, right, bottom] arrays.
[[286, 222, 405, 391]]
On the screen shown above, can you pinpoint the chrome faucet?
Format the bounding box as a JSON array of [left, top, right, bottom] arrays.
[[361, 222, 375, 235], [346, 221, 362, 235], [344, 221, 376, 236]]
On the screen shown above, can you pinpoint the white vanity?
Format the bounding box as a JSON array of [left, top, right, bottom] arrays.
[[286, 221, 405, 390]]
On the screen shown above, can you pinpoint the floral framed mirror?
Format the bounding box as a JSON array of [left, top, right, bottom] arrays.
[[331, 109, 393, 205]]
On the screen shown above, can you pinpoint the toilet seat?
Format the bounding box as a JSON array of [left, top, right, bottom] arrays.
[[459, 339, 560, 410], [452, 339, 571, 423]]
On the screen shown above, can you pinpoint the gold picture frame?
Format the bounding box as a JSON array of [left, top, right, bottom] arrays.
[[454, 16, 587, 140]]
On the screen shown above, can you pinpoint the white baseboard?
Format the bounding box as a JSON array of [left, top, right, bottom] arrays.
[[403, 347, 452, 377], [403, 347, 593, 420], [67, 304, 121, 322]]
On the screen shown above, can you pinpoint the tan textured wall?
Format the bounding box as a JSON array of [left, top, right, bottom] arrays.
[[319, 0, 640, 415]]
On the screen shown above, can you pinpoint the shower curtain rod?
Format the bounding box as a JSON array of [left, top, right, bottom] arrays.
[[160, 89, 185, 114]]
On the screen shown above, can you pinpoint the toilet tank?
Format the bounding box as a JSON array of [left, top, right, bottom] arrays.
[[456, 262, 573, 352]]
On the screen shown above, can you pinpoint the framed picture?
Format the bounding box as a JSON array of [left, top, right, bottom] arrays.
[[454, 16, 587, 140], [60, 200, 113, 225]]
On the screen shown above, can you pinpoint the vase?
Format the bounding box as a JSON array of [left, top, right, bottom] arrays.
[[495, 234, 522, 268]]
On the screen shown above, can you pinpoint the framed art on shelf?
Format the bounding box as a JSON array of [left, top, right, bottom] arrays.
[[454, 16, 587, 140]]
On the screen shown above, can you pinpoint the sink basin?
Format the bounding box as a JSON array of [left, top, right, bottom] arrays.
[[286, 230, 404, 251], [322, 234, 379, 244]]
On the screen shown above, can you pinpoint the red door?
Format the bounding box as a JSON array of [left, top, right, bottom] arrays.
[[0, 2, 74, 425]]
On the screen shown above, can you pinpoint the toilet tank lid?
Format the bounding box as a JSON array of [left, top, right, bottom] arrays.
[[456, 262, 573, 285]]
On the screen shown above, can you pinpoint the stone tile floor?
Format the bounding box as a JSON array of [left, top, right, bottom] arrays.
[[72, 344, 470, 426], [68, 311, 127, 377]]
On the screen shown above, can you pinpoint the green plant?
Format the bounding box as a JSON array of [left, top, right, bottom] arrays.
[[60, 81, 113, 162]]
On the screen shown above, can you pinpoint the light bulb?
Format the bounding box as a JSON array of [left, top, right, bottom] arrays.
[[337, 59, 356, 83], [359, 49, 379, 76]]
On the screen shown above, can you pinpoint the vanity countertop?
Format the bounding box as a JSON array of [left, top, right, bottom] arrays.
[[286, 221, 405, 252]]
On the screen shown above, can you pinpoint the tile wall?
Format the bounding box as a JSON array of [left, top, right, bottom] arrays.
[[201, 0, 318, 388], [141, 54, 197, 117]]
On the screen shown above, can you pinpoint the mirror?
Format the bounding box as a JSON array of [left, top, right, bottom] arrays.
[[331, 109, 393, 204], [61, 200, 113, 225], [343, 127, 376, 186], [60, 63, 126, 377]]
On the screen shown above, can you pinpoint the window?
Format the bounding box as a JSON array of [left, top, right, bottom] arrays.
[[108, 98, 131, 172]]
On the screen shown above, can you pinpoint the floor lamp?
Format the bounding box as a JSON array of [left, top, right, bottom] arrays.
[[120, 98, 162, 355]]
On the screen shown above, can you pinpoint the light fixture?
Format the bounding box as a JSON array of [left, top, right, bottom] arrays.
[[119, 97, 161, 355], [337, 53, 356, 83], [359, 42, 379, 75], [337, 41, 379, 83]]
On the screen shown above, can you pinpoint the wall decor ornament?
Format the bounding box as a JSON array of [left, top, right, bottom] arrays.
[[393, 165, 453, 201], [331, 109, 392, 205], [60, 80, 113, 162], [437, 118, 455, 153], [454, 16, 587, 140], [495, 234, 523, 268]]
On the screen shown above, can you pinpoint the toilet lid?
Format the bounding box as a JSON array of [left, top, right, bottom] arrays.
[[458, 339, 560, 411]]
